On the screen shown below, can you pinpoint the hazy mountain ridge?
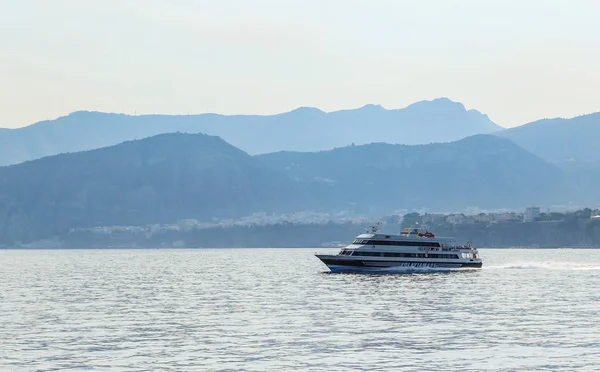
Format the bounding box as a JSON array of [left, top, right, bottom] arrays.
[[0, 98, 501, 166], [1, 131, 598, 245], [496, 112, 600, 165], [0, 133, 305, 244], [256, 134, 575, 212]]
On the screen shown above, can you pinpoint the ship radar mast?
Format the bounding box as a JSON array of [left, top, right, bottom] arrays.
[[368, 221, 381, 234]]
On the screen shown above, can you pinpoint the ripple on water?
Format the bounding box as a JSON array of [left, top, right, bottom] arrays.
[[1, 248, 600, 371]]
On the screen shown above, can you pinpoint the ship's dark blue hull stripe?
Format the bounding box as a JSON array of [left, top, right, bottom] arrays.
[[319, 258, 483, 268]]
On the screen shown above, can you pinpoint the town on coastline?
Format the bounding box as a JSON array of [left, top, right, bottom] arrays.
[[10, 206, 600, 249], [405, 206, 600, 226]]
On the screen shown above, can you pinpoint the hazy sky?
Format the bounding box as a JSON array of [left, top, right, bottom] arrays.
[[1, 0, 599, 128]]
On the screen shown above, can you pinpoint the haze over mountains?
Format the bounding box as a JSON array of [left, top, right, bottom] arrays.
[[0, 134, 306, 244], [257, 135, 574, 211], [0, 131, 598, 246], [2, 97, 597, 169], [0, 98, 500, 166], [1, 97, 599, 246], [497, 112, 600, 166]]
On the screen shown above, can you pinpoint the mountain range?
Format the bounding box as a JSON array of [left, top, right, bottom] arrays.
[[0, 131, 597, 245], [256, 135, 575, 212], [2, 98, 598, 169], [1, 98, 599, 245], [0, 98, 500, 166], [0, 134, 305, 244], [497, 112, 600, 166]]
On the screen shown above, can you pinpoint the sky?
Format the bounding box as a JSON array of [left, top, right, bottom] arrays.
[[1, 0, 599, 129]]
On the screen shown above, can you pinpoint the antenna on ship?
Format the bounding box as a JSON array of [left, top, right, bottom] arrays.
[[368, 220, 381, 233]]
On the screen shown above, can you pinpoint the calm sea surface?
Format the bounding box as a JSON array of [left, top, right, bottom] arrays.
[[1, 248, 600, 371]]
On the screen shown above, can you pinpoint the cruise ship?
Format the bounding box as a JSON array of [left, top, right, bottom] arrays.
[[315, 224, 482, 272]]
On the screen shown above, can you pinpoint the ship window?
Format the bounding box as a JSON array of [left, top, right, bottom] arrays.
[[353, 240, 440, 247], [353, 251, 383, 257], [383, 252, 405, 257], [379, 252, 460, 259], [426, 253, 460, 259], [352, 251, 460, 259]]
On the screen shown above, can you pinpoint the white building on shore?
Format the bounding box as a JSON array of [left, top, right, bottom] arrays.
[[523, 207, 541, 222]]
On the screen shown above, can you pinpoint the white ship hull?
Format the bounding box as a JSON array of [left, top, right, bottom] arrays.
[[316, 254, 481, 273], [315, 226, 483, 273]]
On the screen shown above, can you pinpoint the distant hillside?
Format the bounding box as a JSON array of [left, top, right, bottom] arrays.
[[0, 98, 501, 165], [256, 135, 575, 212], [496, 112, 600, 166], [62, 218, 600, 249], [0, 133, 304, 244], [2, 132, 597, 246]]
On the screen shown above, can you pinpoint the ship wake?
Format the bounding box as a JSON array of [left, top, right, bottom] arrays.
[[486, 262, 600, 271]]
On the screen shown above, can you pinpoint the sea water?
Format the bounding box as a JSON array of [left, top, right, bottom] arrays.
[[1, 248, 600, 371]]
